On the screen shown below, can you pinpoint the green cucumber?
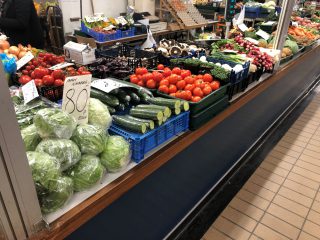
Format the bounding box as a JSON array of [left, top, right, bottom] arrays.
[[116, 89, 131, 103], [129, 92, 141, 105], [181, 101, 190, 112], [116, 103, 126, 112], [135, 105, 171, 117], [156, 119, 163, 126], [174, 107, 181, 115], [163, 116, 168, 122], [113, 115, 147, 134], [90, 88, 120, 107], [147, 97, 181, 109], [125, 116, 155, 130], [130, 108, 163, 121]]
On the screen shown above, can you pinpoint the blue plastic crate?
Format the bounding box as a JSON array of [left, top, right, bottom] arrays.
[[206, 57, 250, 84], [109, 111, 190, 163], [81, 22, 120, 42], [121, 27, 135, 38], [245, 7, 261, 19]]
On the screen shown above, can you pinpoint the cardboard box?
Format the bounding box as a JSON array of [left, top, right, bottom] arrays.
[[63, 41, 96, 65]]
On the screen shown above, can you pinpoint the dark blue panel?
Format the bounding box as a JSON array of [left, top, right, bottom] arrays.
[[68, 53, 320, 240]]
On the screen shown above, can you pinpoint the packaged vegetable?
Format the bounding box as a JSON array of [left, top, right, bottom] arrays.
[[26, 151, 61, 189], [72, 124, 107, 155], [34, 108, 77, 139], [21, 124, 41, 151], [36, 139, 81, 171], [100, 136, 131, 173], [88, 98, 112, 129], [66, 155, 105, 192]]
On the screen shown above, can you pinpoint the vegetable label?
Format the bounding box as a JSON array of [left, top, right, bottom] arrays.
[[16, 52, 34, 70], [91, 78, 128, 93], [49, 62, 75, 71], [22, 80, 39, 104], [245, 37, 259, 45], [238, 23, 249, 32], [256, 29, 270, 40], [62, 75, 92, 124]]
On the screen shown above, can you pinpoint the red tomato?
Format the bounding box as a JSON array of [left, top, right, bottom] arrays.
[[146, 79, 157, 89], [193, 87, 204, 97], [172, 67, 181, 75], [194, 79, 206, 89], [159, 79, 169, 86], [184, 76, 194, 84], [19, 75, 32, 85], [158, 85, 169, 94], [152, 71, 163, 82], [157, 64, 165, 70], [26, 66, 31, 71], [168, 84, 177, 94], [137, 80, 145, 87], [141, 67, 148, 75], [42, 75, 55, 86], [185, 90, 192, 101], [181, 70, 191, 79], [203, 74, 213, 83], [33, 68, 47, 79], [168, 74, 179, 85], [170, 93, 176, 97], [176, 80, 186, 90], [143, 73, 154, 81], [51, 69, 65, 80], [196, 74, 203, 79], [135, 68, 144, 75], [184, 84, 195, 92], [203, 86, 212, 96], [210, 81, 220, 91], [22, 70, 29, 75], [30, 71, 35, 79], [137, 74, 143, 81], [179, 91, 189, 101], [191, 96, 202, 102], [54, 79, 64, 86], [81, 71, 91, 75], [77, 66, 87, 74], [130, 76, 139, 84], [175, 90, 183, 99], [34, 79, 43, 87], [163, 68, 171, 77]]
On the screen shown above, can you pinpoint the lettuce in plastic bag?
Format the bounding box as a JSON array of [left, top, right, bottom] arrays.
[[27, 151, 61, 189], [21, 124, 41, 151], [66, 155, 105, 192], [72, 124, 107, 155], [88, 98, 112, 129], [100, 136, 130, 172], [39, 176, 74, 214], [34, 108, 77, 139], [36, 139, 81, 171]]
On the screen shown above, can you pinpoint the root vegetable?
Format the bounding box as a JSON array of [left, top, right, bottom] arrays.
[[0, 40, 10, 50], [8, 46, 19, 56]]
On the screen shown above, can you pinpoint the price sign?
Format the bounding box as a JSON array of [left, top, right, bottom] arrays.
[[238, 23, 249, 32], [49, 62, 74, 71], [16, 52, 34, 70], [62, 75, 92, 124], [245, 37, 260, 45], [256, 29, 270, 40], [91, 78, 129, 93], [222, 49, 238, 54], [22, 80, 39, 104]]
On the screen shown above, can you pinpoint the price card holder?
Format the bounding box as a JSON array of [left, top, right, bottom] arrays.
[[91, 78, 129, 93], [16, 52, 34, 70], [245, 37, 260, 45], [49, 62, 75, 71], [22, 80, 39, 104], [62, 75, 92, 124], [256, 29, 270, 40], [238, 23, 249, 32]]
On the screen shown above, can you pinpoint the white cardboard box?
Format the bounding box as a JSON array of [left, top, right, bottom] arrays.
[[63, 41, 96, 65]]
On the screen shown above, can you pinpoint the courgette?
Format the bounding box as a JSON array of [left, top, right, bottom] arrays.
[[125, 115, 155, 130], [116, 89, 131, 103], [156, 119, 163, 126], [135, 105, 171, 118], [129, 92, 141, 105], [181, 101, 190, 112], [162, 116, 168, 123], [106, 105, 116, 115], [113, 115, 147, 134], [174, 107, 181, 115], [116, 103, 126, 112], [90, 88, 120, 107], [130, 108, 163, 121], [147, 97, 181, 109]]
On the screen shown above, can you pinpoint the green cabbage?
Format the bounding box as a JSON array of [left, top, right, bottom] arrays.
[[66, 155, 105, 192], [36, 139, 81, 171], [100, 136, 130, 172], [21, 124, 41, 151], [34, 108, 77, 139], [39, 176, 74, 214], [284, 40, 299, 54], [72, 124, 107, 155], [26, 151, 61, 189], [88, 98, 112, 129]]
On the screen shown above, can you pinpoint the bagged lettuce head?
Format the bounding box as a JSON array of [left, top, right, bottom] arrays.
[[39, 176, 74, 214], [100, 136, 131, 172], [66, 155, 105, 192], [21, 124, 41, 151], [88, 98, 112, 129], [36, 139, 81, 171], [72, 124, 107, 155], [27, 151, 61, 189], [34, 108, 77, 139]]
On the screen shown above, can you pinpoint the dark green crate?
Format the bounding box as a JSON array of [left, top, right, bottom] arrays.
[[157, 83, 230, 115], [189, 96, 229, 130]]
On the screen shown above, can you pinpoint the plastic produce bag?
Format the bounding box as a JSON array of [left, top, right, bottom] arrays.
[[141, 27, 156, 50], [0, 53, 17, 74], [21, 124, 41, 151], [26, 151, 61, 189], [71, 124, 107, 155], [39, 176, 74, 214], [88, 98, 112, 129], [100, 136, 131, 173], [34, 108, 77, 139], [66, 155, 105, 192], [36, 139, 81, 171]]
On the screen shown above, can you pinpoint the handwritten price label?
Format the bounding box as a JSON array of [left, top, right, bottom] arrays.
[[22, 80, 39, 104], [256, 29, 270, 40], [91, 78, 129, 93], [62, 75, 92, 124], [49, 62, 74, 71], [16, 52, 34, 70]]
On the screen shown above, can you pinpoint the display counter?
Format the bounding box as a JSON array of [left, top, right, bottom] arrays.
[[32, 44, 320, 240]]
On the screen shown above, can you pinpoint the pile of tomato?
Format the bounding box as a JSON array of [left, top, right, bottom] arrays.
[[129, 64, 221, 102]]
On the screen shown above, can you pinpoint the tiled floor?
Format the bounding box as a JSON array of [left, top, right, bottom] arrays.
[[203, 94, 320, 240]]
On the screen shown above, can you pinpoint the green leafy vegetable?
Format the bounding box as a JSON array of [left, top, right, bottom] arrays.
[[284, 39, 299, 54], [66, 155, 105, 192], [88, 98, 112, 129], [100, 136, 130, 172], [36, 139, 81, 171], [211, 65, 231, 82], [21, 124, 41, 151]]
